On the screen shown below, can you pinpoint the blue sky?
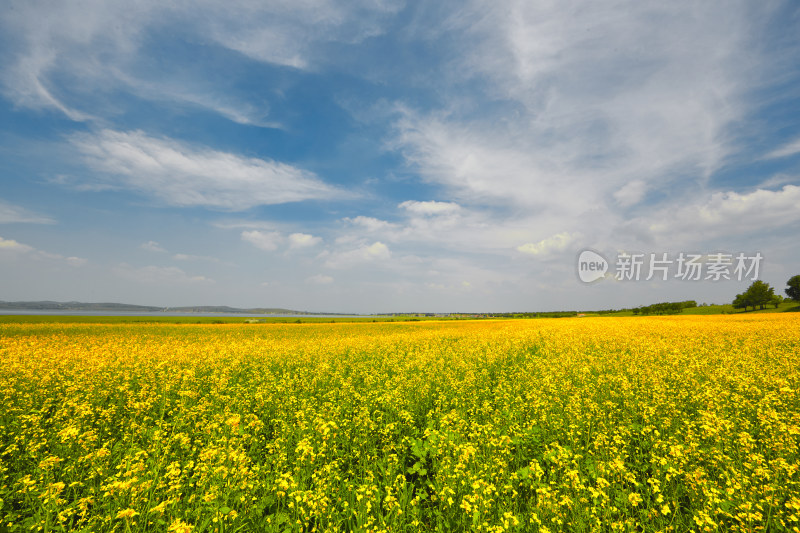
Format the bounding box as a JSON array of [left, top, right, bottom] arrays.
[[1, 0, 799, 313]]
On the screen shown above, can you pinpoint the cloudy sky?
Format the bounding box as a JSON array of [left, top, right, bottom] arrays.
[[1, 0, 799, 313]]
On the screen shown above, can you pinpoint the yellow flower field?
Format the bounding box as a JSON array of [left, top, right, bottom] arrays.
[[1, 315, 799, 532]]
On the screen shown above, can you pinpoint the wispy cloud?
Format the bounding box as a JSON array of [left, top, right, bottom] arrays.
[[172, 253, 221, 263], [386, 0, 790, 265], [0, 236, 34, 253], [0, 200, 55, 224], [140, 240, 167, 253], [396, 2, 777, 202], [70, 129, 341, 210], [306, 274, 334, 285], [0, 236, 86, 266], [113, 264, 213, 284], [0, 0, 403, 123], [764, 137, 800, 160]]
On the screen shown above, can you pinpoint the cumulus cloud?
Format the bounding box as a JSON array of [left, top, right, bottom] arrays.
[[517, 232, 578, 256], [344, 216, 398, 232], [70, 129, 340, 210], [399, 200, 461, 216], [324, 241, 391, 268], [0, 200, 55, 224], [289, 233, 322, 249], [241, 229, 322, 252], [646, 185, 800, 240], [241, 230, 283, 251]]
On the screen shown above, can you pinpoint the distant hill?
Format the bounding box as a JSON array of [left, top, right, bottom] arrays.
[[0, 301, 323, 315], [0, 301, 162, 311]]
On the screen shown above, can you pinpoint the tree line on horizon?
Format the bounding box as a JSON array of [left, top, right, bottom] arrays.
[[733, 275, 800, 312], [631, 300, 697, 315]]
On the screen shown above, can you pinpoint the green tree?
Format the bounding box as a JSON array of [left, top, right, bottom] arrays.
[[786, 275, 800, 302], [746, 280, 775, 310], [733, 280, 775, 311], [770, 294, 784, 309], [732, 293, 748, 311]]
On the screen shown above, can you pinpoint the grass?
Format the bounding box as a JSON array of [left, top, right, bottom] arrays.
[[587, 300, 799, 317], [683, 300, 799, 315]]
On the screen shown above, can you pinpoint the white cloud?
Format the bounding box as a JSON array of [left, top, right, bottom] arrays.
[[204, 1, 402, 69], [241, 229, 322, 253], [241, 230, 283, 251], [399, 200, 461, 216], [0, 0, 402, 122], [392, 112, 601, 212], [212, 220, 280, 230], [0, 200, 55, 224], [107, 70, 280, 128], [65, 256, 88, 267], [758, 173, 799, 189], [390, 1, 780, 236], [141, 240, 167, 252], [647, 185, 800, 239], [0, 237, 35, 253], [289, 233, 322, 249], [764, 138, 800, 160], [306, 274, 334, 284], [324, 241, 391, 268], [517, 232, 578, 256], [613, 180, 647, 207], [378, 0, 797, 278], [70, 129, 340, 210], [363, 241, 391, 259], [0, 236, 87, 266], [339, 203, 588, 261], [113, 264, 213, 284], [173, 253, 220, 263], [344, 216, 398, 232]]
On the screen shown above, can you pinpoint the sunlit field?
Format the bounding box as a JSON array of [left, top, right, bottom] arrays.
[[1, 315, 799, 532]]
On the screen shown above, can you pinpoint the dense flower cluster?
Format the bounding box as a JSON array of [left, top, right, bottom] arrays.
[[1, 315, 799, 532]]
